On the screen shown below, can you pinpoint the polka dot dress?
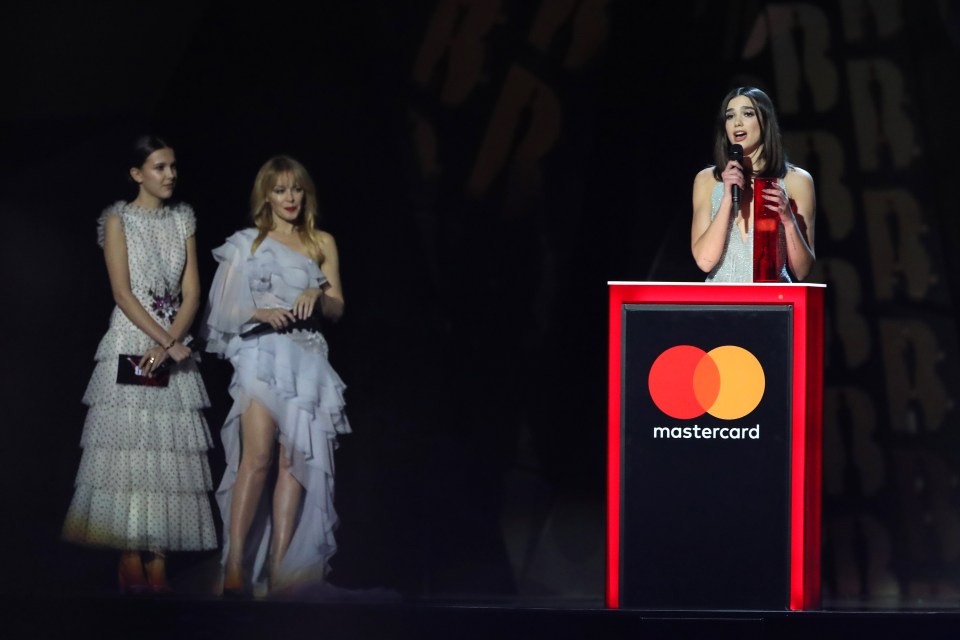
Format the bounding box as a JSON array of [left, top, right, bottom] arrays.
[[62, 202, 217, 552]]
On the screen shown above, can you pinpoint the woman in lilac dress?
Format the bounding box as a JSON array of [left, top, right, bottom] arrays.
[[204, 156, 350, 597]]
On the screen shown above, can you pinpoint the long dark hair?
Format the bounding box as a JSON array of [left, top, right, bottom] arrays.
[[711, 87, 788, 180]]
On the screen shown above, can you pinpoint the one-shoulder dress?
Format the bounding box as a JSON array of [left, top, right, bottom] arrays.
[[705, 180, 792, 283], [62, 201, 217, 552], [203, 229, 350, 594]]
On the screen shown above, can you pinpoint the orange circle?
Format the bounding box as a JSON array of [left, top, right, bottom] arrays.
[[704, 346, 765, 420]]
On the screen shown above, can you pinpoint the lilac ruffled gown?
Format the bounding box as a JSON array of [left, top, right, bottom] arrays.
[[203, 229, 350, 595]]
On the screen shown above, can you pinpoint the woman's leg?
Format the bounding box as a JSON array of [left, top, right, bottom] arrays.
[[118, 550, 146, 592], [269, 444, 304, 586], [223, 399, 277, 591], [143, 551, 170, 593]]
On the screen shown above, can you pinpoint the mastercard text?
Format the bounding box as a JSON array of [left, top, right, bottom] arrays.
[[652, 424, 760, 440]]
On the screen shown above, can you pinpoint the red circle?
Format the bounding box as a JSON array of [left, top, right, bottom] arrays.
[[648, 345, 708, 419]]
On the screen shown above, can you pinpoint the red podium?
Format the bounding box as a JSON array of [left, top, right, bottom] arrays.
[[606, 282, 824, 611]]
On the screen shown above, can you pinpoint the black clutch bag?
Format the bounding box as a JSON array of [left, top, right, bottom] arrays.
[[116, 354, 171, 387]]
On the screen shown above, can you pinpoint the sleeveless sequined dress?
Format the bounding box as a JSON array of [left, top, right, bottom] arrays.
[[705, 180, 792, 283], [62, 201, 217, 551], [203, 229, 350, 595]]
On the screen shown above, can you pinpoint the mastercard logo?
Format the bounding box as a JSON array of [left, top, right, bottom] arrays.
[[648, 345, 765, 420]]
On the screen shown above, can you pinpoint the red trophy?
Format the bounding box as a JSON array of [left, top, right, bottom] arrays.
[[753, 177, 782, 282]]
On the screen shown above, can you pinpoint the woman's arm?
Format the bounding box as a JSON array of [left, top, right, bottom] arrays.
[[317, 231, 344, 321], [777, 168, 816, 281], [290, 231, 344, 322], [691, 164, 740, 273], [166, 235, 200, 342]]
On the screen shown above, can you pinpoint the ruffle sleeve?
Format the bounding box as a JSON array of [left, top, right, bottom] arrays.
[[202, 230, 258, 356], [174, 203, 197, 238], [96, 201, 127, 248]]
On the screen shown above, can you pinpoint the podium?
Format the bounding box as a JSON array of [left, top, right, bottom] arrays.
[[606, 282, 824, 611]]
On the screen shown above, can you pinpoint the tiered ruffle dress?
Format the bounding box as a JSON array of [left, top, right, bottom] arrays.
[[705, 180, 792, 283], [62, 201, 217, 552], [203, 229, 350, 594]]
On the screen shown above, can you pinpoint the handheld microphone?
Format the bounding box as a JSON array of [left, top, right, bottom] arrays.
[[239, 322, 276, 339], [729, 144, 743, 209], [239, 311, 324, 339]]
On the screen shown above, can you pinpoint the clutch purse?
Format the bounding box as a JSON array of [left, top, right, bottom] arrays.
[[116, 354, 171, 387]]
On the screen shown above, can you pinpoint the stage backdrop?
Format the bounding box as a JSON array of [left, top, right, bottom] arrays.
[[2, 0, 960, 604], [706, 2, 960, 602]]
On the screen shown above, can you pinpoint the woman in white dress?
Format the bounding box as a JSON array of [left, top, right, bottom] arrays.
[[203, 155, 349, 597], [62, 136, 217, 593]]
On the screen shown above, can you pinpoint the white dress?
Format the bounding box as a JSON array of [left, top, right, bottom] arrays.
[[62, 201, 217, 552], [203, 229, 350, 594]]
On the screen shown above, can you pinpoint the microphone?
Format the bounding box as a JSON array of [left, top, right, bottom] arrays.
[[239, 322, 277, 339], [729, 144, 743, 209], [239, 310, 324, 339]]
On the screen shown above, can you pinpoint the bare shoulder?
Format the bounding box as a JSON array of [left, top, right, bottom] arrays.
[[316, 229, 337, 249], [694, 166, 718, 185], [693, 166, 720, 199], [785, 165, 814, 189], [312, 229, 338, 264]]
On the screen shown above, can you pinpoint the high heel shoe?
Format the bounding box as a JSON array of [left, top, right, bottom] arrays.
[[118, 554, 149, 595], [222, 566, 251, 599], [118, 568, 150, 595], [144, 551, 173, 596]]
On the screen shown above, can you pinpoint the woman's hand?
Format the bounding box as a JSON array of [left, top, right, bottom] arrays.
[[292, 288, 323, 320], [165, 341, 192, 363], [762, 183, 796, 227], [721, 160, 745, 204], [256, 307, 297, 330], [138, 346, 169, 376]]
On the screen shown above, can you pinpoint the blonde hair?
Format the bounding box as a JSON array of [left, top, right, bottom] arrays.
[[250, 155, 324, 262]]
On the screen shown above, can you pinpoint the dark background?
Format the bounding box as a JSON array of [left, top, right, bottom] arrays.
[[3, 0, 960, 607]]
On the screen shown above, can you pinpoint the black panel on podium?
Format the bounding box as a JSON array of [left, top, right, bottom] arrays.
[[620, 303, 793, 609]]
